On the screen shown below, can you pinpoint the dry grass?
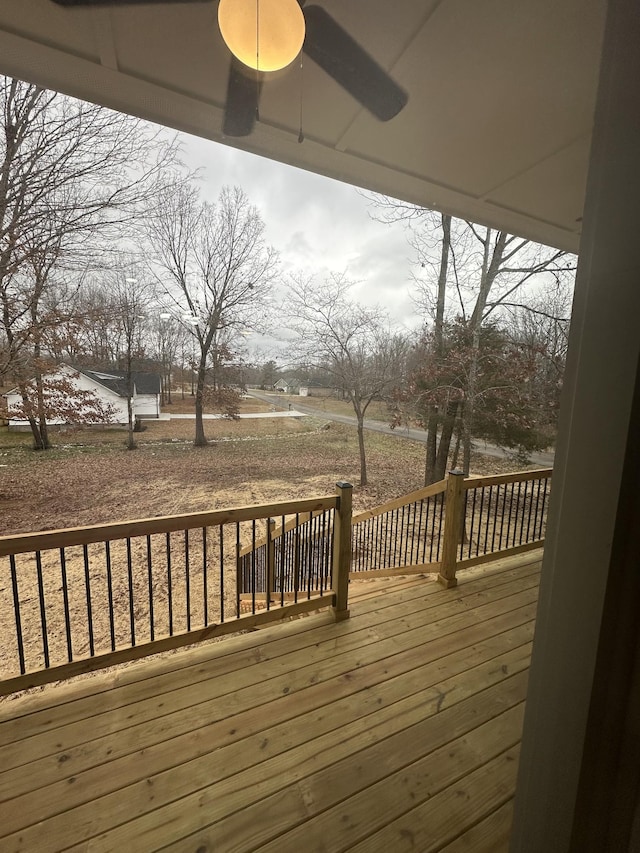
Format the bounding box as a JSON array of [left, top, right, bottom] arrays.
[[275, 393, 391, 422]]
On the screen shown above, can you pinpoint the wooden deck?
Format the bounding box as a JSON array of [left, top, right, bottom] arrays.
[[0, 550, 541, 852]]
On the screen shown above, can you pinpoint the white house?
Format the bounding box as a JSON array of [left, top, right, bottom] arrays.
[[5, 364, 161, 428]]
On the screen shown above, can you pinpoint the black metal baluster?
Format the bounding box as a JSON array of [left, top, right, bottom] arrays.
[[82, 544, 94, 657], [146, 535, 154, 642], [203, 527, 208, 626], [532, 478, 543, 540], [422, 500, 430, 564], [409, 502, 418, 565], [294, 513, 300, 603], [365, 517, 370, 572], [280, 515, 286, 604], [484, 486, 493, 554], [388, 510, 395, 569], [105, 542, 115, 652], [35, 551, 50, 668], [525, 480, 535, 543], [9, 555, 25, 675], [538, 479, 549, 539], [218, 525, 224, 623], [498, 484, 507, 551], [251, 520, 257, 614], [516, 481, 525, 545], [59, 548, 72, 662], [184, 530, 191, 631], [460, 491, 468, 560], [329, 507, 336, 587], [266, 518, 272, 611], [310, 515, 317, 595], [320, 511, 327, 593], [468, 488, 478, 559], [417, 498, 425, 566], [476, 488, 486, 557], [306, 517, 313, 599], [436, 494, 445, 561], [491, 484, 500, 553], [235, 522, 241, 618], [166, 532, 173, 635], [506, 483, 516, 548], [126, 538, 135, 647]]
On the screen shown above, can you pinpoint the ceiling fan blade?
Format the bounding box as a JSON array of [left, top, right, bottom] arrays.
[[51, 0, 208, 6], [223, 57, 262, 138], [302, 5, 408, 121]]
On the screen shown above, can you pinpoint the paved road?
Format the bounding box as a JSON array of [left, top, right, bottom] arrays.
[[158, 410, 308, 421], [247, 391, 555, 467]]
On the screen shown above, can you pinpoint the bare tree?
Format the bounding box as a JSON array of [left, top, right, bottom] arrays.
[[153, 312, 186, 406], [368, 196, 575, 480], [0, 75, 176, 447], [109, 271, 149, 450], [288, 273, 408, 486], [148, 183, 278, 446]]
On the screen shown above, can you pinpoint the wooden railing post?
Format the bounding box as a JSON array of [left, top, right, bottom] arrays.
[[331, 481, 353, 621], [439, 469, 466, 588], [266, 518, 276, 601]]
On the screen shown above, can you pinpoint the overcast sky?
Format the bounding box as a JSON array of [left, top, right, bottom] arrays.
[[180, 132, 421, 359]]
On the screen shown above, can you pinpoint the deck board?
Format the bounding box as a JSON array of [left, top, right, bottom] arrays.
[[0, 551, 541, 852]]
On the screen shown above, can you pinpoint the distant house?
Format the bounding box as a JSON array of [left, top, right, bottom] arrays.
[[273, 378, 299, 394], [4, 364, 161, 428]]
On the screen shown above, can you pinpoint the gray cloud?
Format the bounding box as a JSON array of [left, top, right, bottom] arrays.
[[180, 132, 424, 362]]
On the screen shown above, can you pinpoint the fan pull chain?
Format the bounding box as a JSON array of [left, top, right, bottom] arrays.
[[298, 51, 304, 143]]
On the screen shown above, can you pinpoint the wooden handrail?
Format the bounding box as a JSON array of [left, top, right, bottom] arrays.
[[0, 495, 338, 557], [463, 468, 552, 490], [237, 508, 328, 557], [351, 478, 447, 525]]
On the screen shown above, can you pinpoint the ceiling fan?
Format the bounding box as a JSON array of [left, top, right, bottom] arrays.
[[50, 0, 409, 138]]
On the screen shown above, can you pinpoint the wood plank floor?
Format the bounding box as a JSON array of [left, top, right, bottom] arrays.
[[0, 550, 542, 853]]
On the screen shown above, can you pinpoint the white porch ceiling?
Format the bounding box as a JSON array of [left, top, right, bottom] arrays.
[[0, 0, 606, 251]]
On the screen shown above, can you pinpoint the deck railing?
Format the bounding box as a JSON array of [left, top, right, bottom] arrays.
[[0, 467, 549, 695], [0, 483, 353, 695], [238, 466, 552, 593], [349, 480, 447, 577], [438, 468, 552, 587], [348, 467, 551, 587], [237, 509, 334, 599]]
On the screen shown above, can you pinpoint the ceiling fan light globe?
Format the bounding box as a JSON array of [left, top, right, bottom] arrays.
[[218, 0, 305, 72]]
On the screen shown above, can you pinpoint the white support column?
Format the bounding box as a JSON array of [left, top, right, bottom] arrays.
[[510, 0, 640, 850]]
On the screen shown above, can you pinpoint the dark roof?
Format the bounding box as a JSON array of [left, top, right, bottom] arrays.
[[74, 366, 161, 397]]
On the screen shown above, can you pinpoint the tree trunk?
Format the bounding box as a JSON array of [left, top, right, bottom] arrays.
[[194, 359, 208, 447], [424, 213, 451, 484], [462, 323, 481, 475], [451, 429, 461, 470], [434, 400, 458, 481], [18, 380, 47, 451], [424, 408, 439, 485], [126, 394, 136, 450], [357, 416, 367, 487], [34, 369, 50, 450], [27, 414, 46, 450]]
